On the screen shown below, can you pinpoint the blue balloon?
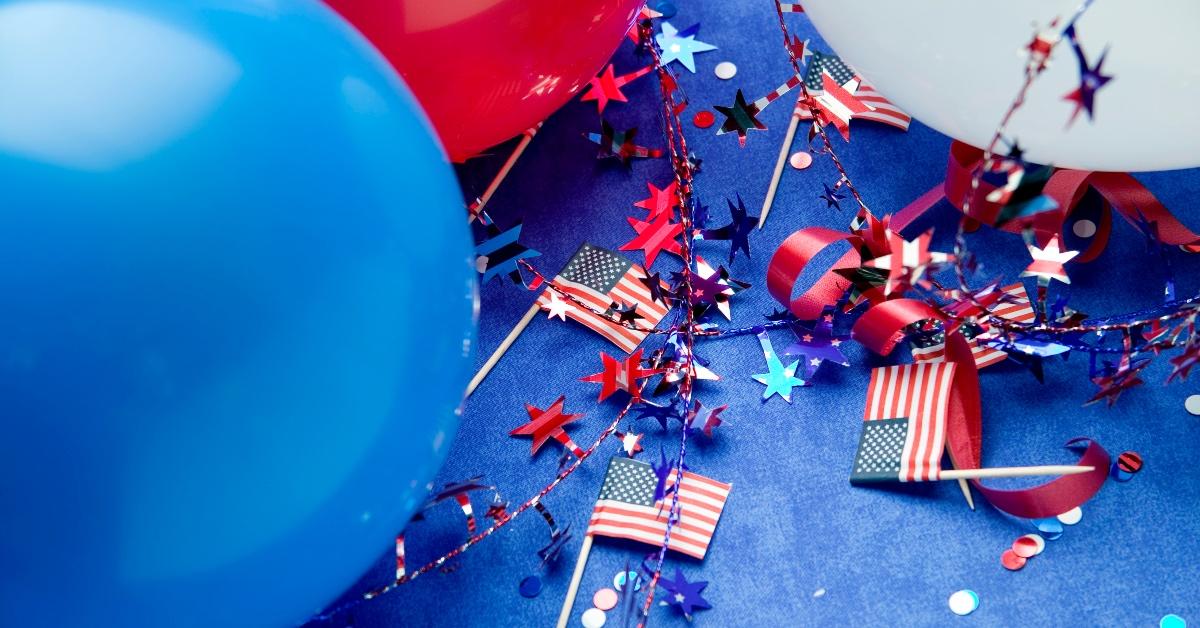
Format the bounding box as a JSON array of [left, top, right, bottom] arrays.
[[0, 1, 475, 626]]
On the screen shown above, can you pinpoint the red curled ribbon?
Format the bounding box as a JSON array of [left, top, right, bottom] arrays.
[[891, 141, 1200, 260], [846, 298, 1110, 519], [766, 227, 861, 320]]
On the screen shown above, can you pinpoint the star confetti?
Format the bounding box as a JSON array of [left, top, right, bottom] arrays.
[[751, 329, 807, 402], [862, 230, 955, 295], [686, 402, 727, 439], [819, 181, 846, 210], [581, 63, 655, 113], [656, 22, 717, 73], [713, 89, 766, 145], [634, 180, 681, 220], [475, 222, 541, 285], [537, 526, 573, 566], [698, 195, 756, 263], [615, 430, 645, 457], [1022, 234, 1079, 285], [510, 396, 585, 457], [658, 568, 712, 619], [1167, 340, 1200, 383], [650, 448, 676, 502], [585, 121, 663, 164], [804, 71, 873, 140], [783, 311, 850, 371], [621, 212, 683, 268], [639, 271, 673, 305], [1061, 24, 1113, 127], [580, 349, 663, 402], [1085, 357, 1149, 407]]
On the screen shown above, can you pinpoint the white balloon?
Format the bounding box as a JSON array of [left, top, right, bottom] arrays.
[[803, 0, 1200, 171]]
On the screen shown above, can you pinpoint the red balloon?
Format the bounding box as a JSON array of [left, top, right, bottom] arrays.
[[327, 0, 644, 162]]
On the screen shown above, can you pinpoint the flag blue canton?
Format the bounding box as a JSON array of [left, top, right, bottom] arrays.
[[560, 243, 634, 294], [596, 457, 658, 506], [850, 418, 908, 484]]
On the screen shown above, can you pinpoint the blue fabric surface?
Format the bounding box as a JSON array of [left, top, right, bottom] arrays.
[[314, 3, 1200, 626]]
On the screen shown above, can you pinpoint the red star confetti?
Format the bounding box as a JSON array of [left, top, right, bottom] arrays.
[[863, 230, 955, 295], [510, 396, 585, 457], [580, 349, 663, 402], [581, 63, 655, 113], [621, 213, 683, 268], [1022, 234, 1079, 285], [804, 71, 873, 141], [634, 180, 681, 220]]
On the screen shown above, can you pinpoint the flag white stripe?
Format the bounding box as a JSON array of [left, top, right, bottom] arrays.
[[585, 523, 709, 558], [588, 506, 718, 536]]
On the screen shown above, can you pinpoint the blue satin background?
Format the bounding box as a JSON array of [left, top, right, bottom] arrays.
[[0, 1, 475, 626]]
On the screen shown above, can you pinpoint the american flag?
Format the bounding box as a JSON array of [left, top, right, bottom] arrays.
[[852, 362, 956, 483], [802, 51, 911, 131], [587, 457, 731, 559], [536, 244, 670, 353], [912, 283, 1035, 368]]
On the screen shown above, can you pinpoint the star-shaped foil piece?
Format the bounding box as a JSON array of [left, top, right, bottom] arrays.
[[788, 35, 813, 65], [1085, 356, 1149, 407], [1061, 24, 1113, 127], [655, 21, 716, 73], [585, 120, 663, 164], [1022, 234, 1079, 285], [580, 349, 663, 402], [862, 229, 955, 295], [510, 396, 585, 457], [633, 399, 684, 430], [1167, 339, 1200, 383], [614, 430, 645, 457], [424, 476, 492, 509], [685, 402, 727, 439], [804, 71, 873, 141], [475, 222, 541, 285], [652, 332, 721, 396], [581, 63, 655, 113], [634, 180, 680, 221], [674, 258, 739, 320], [698, 195, 756, 264], [783, 310, 850, 371], [713, 89, 766, 146], [638, 271, 672, 306], [751, 329, 807, 402], [621, 213, 683, 268], [537, 525, 573, 567], [543, 290, 572, 321], [484, 501, 509, 523], [650, 448, 677, 503], [819, 181, 846, 210], [658, 567, 712, 619]]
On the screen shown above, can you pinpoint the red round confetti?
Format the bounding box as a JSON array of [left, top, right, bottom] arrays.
[[693, 110, 715, 128], [1118, 450, 1143, 473], [1001, 548, 1027, 571], [788, 151, 813, 170], [593, 587, 618, 611], [1012, 536, 1039, 558]]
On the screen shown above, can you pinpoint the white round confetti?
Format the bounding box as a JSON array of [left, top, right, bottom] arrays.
[[948, 589, 979, 616], [581, 607, 607, 628], [1073, 219, 1098, 238], [1021, 533, 1046, 556], [714, 61, 737, 80], [1056, 506, 1083, 526], [813, 588, 826, 598], [1186, 394, 1200, 416]]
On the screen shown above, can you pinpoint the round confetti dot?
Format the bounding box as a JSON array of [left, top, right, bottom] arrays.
[[714, 61, 738, 80], [614, 570, 642, 592], [1012, 535, 1040, 558], [789, 151, 813, 170], [1073, 219, 1098, 238], [948, 590, 979, 616], [1112, 463, 1134, 482], [1020, 533, 1046, 556], [1001, 548, 1027, 571], [581, 607, 607, 628], [1162, 614, 1187, 628], [1034, 517, 1064, 540], [693, 110, 715, 129], [1118, 450, 1144, 474], [1186, 394, 1200, 416], [519, 575, 542, 598], [593, 588, 618, 611], [813, 588, 826, 598], [1056, 506, 1083, 526]]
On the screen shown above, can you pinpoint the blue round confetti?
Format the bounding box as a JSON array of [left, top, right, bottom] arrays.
[[650, 0, 677, 18], [1111, 462, 1135, 482], [614, 570, 642, 592], [1033, 517, 1063, 540], [519, 575, 542, 598], [1161, 614, 1187, 628]]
